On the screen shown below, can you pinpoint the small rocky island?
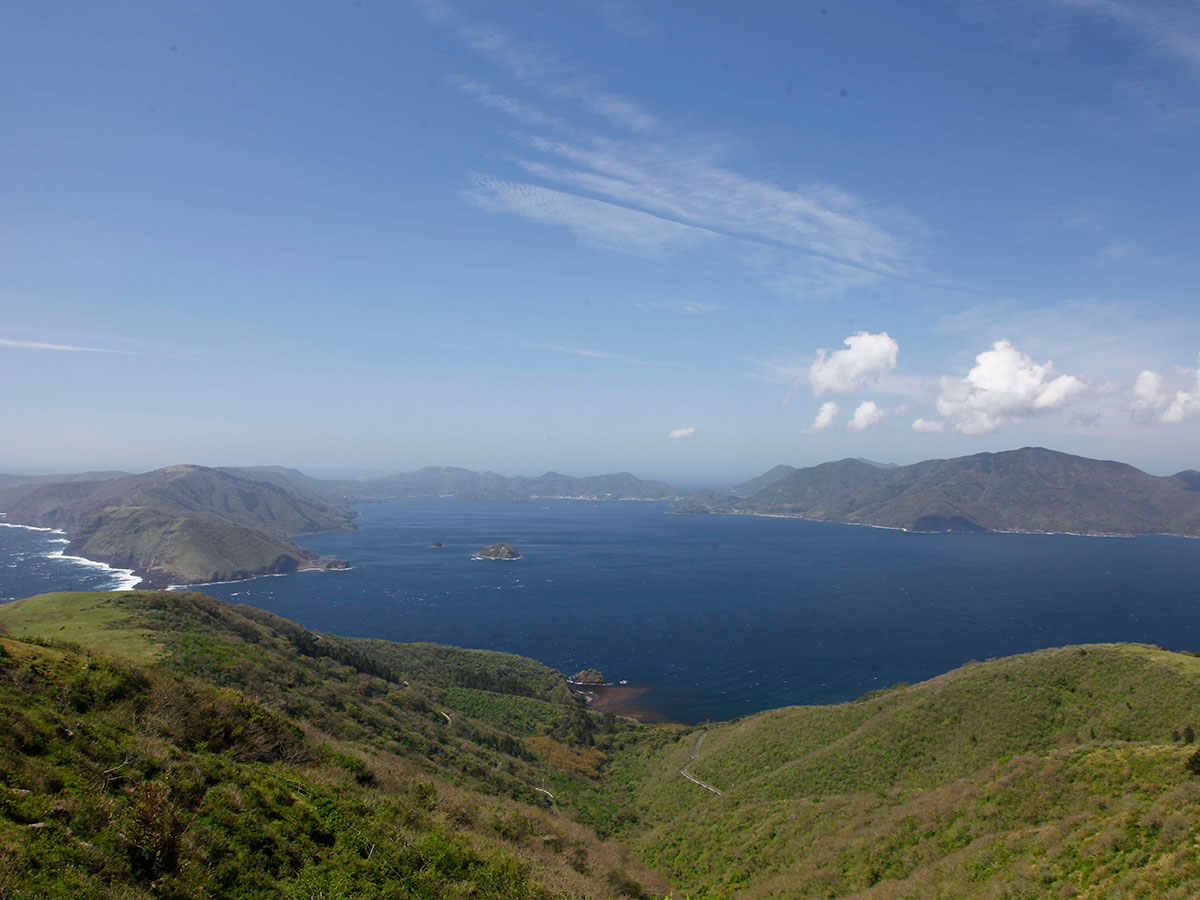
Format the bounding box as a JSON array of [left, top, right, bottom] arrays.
[[473, 543, 521, 560], [570, 668, 606, 685]]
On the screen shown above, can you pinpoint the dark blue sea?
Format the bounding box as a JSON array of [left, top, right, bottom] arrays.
[[4, 498, 1200, 722], [0, 520, 140, 600]]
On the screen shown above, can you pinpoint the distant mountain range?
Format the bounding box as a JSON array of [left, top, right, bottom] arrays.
[[217, 465, 680, 503], [4, 448, 1197, 587], [681, 447, 1200, 537], [312, 466, 679, 503]]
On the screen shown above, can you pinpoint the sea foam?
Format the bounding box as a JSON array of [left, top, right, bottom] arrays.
[[0, 522, 67, 534], [43, 549, 142, 590]]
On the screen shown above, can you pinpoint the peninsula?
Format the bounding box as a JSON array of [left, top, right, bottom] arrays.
[[0, 465, 354, 587], [680, 447, 1200, 537]]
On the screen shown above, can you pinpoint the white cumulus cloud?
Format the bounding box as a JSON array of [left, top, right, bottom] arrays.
[[928, 339, 1087, 435], [666, 426, 695, 439], [1131, 369, 1169, 422], [808, 331, 899, 396], [1130, 356, 1200, 424], [912, 417, 944, 433], [848, 400, 887, 431], [805, 401, 840, 434]]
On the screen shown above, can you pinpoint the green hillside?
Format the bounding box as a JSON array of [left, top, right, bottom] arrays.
[[615, 644, 1200, 899], [5, 591, 1200, 898], [726, 465, 797, 498], [0, 591, 664, 899]]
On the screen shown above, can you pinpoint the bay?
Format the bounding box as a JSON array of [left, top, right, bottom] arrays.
[[4, 498, 1199, 722], [184, 498, 1200, 723]]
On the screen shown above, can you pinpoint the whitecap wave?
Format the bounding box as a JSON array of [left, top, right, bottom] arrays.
[[43, 549, 142, 590], [0, 522, 67, 535]]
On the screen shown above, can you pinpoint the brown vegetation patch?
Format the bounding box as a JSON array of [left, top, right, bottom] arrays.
[[525, 736, 607, 776]]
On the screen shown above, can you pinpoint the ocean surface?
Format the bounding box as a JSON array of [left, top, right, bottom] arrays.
[[3, 498, 1200, 722], [0, 519, 140, 600]]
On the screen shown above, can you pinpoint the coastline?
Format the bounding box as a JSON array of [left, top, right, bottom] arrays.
[[570, 682, 676, 725], [694, 508, 1200, 540], [1, 512, 356, 593], [165, 563, 353, 592], [0, 519, 142, 590]]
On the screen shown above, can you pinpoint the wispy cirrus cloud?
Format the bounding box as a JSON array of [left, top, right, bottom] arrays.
[[581, 0, 657, 39], [936, 298, 1200, 375], [413, 0, 661, 133], [467, 177, 715, 255], [450, 78, 571, 132], [635, 299, 719, 315], [965, 0, 1200, 134], [1053, 0, 1200, 84], [525, 342, 677, 367], [965, 0, 1200, 79], [415, 0, 936, 299], [0, 337, 137, 355]]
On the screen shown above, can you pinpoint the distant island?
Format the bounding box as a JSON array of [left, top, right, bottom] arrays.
[[677, 447, 1200, 537], [473, 543, 522, 560]]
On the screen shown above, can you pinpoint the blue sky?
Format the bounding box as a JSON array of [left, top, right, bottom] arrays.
[[2, 0, 1199, 483]]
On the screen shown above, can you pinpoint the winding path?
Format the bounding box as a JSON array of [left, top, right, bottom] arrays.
[[680, 731, 723, 795]]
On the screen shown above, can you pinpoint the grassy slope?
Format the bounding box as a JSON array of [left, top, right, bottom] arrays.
[[9, 591, 1200, 899], [618, 644, 1200, 899], [0, 592, 163, 664], [0, 592, 667, 899]]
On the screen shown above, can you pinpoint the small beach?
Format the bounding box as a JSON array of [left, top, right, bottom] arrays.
[[573, 682, 675, 724]]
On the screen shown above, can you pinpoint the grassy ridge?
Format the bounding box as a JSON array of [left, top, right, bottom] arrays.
[[0, 592, 666, 899], [618, 644, 1200, 899], [0, 641, 657, 899]]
